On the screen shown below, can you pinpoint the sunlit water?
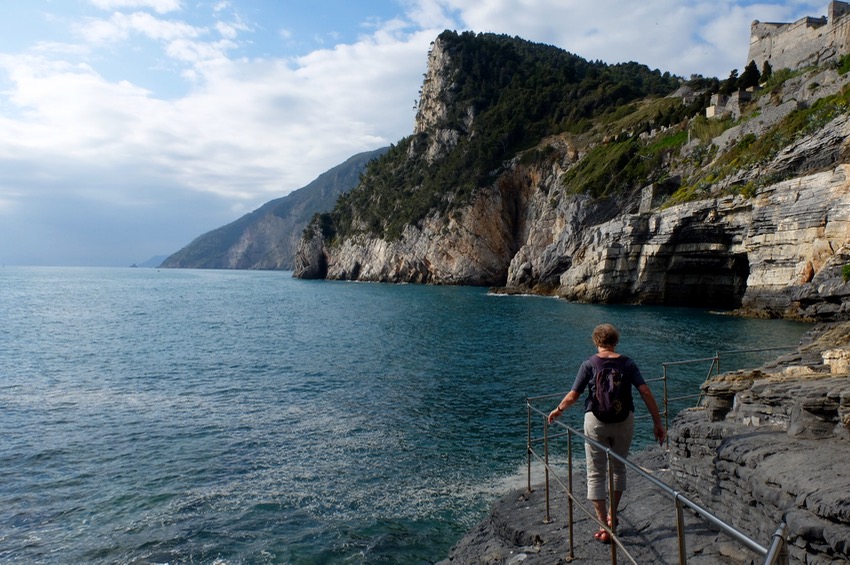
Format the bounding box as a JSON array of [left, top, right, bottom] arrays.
[[0, 267, 810, 563]]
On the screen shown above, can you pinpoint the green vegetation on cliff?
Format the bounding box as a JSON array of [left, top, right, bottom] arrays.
[[669, 85, 850, 204], [313, 31, 684, 242], [309, 31, 850, 247]]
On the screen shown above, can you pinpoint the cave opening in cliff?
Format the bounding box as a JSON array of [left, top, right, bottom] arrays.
[[662, 252, 750, 309]]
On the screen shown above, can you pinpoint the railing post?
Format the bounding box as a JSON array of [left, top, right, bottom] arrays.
[[544, 417, 552, 524], [663, 364, 670, 449], [607, 450, 617, 564], [567, 429, 575, 562], [675, 496, 688, 565], [764, 522, 789, 565], [526, 400, 532, 494]]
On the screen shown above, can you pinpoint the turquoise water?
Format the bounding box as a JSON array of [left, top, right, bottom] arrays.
[[0, 267, 810, 563]]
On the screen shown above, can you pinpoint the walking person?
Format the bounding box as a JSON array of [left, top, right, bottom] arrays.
[[548, 323, 666, 543]]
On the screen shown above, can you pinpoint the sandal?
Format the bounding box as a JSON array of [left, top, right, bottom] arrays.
[[594, 528, 611, 544]]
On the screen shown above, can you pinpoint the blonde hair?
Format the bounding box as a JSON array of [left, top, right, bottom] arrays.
[[592, 323, 620, 349]]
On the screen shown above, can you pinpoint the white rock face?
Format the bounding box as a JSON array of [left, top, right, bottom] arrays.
[[322, 188, 516, 285], [532, 166, 850, 318]]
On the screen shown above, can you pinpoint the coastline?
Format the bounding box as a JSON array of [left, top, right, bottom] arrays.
[[439, 322, 850, 564]]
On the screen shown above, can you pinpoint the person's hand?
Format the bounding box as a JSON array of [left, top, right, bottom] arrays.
[[548, 407, 563, 424], [653, 421, 666, 445]]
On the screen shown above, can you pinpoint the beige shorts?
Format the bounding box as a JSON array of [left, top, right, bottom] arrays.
[[583, 411, 635, 500]]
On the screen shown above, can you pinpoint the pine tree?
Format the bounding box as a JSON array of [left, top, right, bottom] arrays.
[[760, 61, 773, 83], [738, 60, 761, 90], [720, 69, 739, 95]]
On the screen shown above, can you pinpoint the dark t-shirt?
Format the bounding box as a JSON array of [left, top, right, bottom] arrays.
[[570, 354, 646, 415]]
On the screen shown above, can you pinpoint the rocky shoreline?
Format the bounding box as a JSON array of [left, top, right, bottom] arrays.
[[439, 322, 850, 564]]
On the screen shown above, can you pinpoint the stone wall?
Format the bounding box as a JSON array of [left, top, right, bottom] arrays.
[[748, 1, 850, 72], [668, 324, 850, 563]]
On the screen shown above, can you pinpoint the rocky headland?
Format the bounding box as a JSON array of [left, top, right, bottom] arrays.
[[160, 148, 388, 270], [439, 322, 850, 564], [295, 30, 850, 322]]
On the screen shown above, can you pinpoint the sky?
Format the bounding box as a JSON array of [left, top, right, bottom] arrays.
[[0, 0, 828, 266]]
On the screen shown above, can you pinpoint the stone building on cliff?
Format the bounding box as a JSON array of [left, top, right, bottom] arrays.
[[748, 0, 850, 72], [708, 1, 850, 119]]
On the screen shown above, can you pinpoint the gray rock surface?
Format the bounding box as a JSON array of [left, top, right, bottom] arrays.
[[438, 448, 762, 565]]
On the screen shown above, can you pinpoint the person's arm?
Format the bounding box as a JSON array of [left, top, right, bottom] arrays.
[[548, 390, 580, 423], [637, 383, 666, 445]]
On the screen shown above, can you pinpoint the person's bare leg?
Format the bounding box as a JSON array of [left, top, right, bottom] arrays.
[[592, 498, 608, 524], [609, 490, 623, 531], [591, 499, 610, 541]]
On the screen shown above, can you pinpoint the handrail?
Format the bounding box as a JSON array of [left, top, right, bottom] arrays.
[[527, 401, 789, 563], [526, 345, 796, 564]]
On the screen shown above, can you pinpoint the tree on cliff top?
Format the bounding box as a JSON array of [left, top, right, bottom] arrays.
[[738, 60, 761, 90]]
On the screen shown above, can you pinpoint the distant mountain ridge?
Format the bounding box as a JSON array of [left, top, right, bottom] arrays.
[[160, 147, 388, 270]]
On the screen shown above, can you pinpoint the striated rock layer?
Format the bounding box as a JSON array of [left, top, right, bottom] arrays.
[[668, 322, 850, 563], [545, 163, 850, 320], [297, 148, 850, 320]]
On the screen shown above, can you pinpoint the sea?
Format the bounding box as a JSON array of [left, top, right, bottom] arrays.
[[0, 267, 811, 564]]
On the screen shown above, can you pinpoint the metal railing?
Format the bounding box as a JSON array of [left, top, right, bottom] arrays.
[[524, 346, 796, 564], [661, 346, 794, 412], [526, 400, 789, 564], [648, 346, 795, 447]]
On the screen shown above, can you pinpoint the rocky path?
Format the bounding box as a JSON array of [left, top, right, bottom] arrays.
[[438, 447, 764, 564]]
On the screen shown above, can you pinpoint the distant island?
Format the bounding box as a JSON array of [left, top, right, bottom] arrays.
[[131, 255, 168, 268]]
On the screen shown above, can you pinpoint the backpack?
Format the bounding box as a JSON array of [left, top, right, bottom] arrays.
[[589, 356, 631, 423]]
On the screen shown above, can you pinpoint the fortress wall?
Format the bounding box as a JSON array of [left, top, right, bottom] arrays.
[[748, 17, 829, 71], [832, 0, 850, 21], [748, 2, 850, 73], [831, 17, 850, 62]]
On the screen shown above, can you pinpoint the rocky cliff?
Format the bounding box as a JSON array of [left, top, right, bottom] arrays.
[[667, 322, 850, 563], [295, 32, 850, 321]]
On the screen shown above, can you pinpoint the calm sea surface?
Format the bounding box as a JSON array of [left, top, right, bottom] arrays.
[[0, 267, 810, 564]]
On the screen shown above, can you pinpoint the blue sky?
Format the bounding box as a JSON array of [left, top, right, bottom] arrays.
[[0, 0, 826, 266]]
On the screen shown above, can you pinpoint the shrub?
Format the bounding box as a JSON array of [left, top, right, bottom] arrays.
[[838, 54, 850, 75]]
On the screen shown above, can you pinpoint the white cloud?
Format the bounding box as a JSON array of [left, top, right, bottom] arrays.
[[75, 11, 203, 45], [89, 0, 183, 14], [0, 6, 430, 214], [422, 0, 827, 77]]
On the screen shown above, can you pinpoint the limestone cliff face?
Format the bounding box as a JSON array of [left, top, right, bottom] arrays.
[[502, 109, 850, 319], [413, 38, 469, 164], [294, 33, 850, 321], [515, 163, 850, 318], [301, 182, 518, 285]]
